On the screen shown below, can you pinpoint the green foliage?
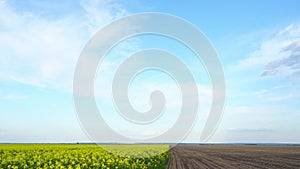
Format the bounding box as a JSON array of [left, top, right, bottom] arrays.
[[0, 144, 170, 169]]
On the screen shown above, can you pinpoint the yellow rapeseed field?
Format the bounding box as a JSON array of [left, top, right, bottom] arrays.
[[0, 144, 170, 169]]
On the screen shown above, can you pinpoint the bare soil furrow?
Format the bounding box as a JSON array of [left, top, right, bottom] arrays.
[[166, 145, 300, 169]]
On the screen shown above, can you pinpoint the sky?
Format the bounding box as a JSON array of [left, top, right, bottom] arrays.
[[0, 0, 300, 143]]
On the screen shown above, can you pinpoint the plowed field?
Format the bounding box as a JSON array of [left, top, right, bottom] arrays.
[[166, 145, 300, 169]]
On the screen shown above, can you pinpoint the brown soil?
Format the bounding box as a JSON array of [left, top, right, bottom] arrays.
[[166, 145, 300, 169]]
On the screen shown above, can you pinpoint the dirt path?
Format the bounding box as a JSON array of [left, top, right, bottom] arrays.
[[166, 145, 300, 169]]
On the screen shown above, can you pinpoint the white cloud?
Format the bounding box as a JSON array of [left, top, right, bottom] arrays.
[[225, 105, 283, 115], [9, 76, 46, 88], [0, 0, 128, 92], [266, 93, 299, 102], [80, 0, 128, 35], [229, 23, 300, 77], [277, 24, 300, 37], [262, 40, 300, 76]]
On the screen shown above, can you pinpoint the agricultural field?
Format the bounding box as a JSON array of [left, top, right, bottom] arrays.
[[0, 144, 170, 169], [166, 145, 300, 169], [2, 144, 300, 169]]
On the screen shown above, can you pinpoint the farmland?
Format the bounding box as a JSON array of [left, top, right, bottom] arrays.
[[0, 144, 169, 169], [1, 144, 300, 168], [166, 145, 300, 169]]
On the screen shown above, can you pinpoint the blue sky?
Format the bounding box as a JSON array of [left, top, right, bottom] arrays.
[[1, 0, 300, 143]]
